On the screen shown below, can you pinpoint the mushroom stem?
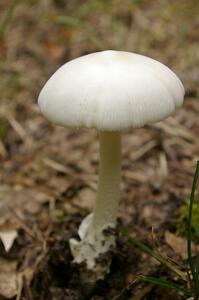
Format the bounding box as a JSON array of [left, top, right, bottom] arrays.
[[69, 131, 122, 280], [91, 131, 121, 233]]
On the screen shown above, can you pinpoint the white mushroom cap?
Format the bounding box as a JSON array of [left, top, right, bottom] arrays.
[[38, 50, 185, 131]]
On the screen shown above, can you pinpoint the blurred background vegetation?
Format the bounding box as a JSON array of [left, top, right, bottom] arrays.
[[0, 0, 199, 106]]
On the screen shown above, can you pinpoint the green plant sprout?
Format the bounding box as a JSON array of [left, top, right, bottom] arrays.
[[179, 198, 199, 242], [120, 161, 199, 299], [187, 161, 199, 298]]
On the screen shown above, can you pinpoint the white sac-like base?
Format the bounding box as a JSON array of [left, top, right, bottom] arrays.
[[69, 214, 115, 280]]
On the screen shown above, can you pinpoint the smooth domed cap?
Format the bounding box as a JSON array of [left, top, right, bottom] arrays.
[[38, 50, 185, 131]]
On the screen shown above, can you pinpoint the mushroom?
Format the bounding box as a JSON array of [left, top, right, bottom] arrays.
[[38, 50, 185, 280]]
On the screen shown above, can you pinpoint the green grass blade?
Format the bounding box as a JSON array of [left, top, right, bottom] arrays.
[[187, 161, 199, 297], [119, 226, 186, 280], [138, 275, 192, 297]]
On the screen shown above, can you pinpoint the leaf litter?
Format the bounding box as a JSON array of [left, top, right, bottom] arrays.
[[0, 0, 199, 299]]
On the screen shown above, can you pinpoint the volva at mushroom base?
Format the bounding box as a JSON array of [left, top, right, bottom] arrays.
[[38, 50, 185, 281]]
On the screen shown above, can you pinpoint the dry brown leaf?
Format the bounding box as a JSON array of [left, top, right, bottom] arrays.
[[0, 258, 18, 299], [44, 41, 66, 61], [165, 231, 199, 260], [129, 140, 157, 161], [72, 187, 95, 210], [0, 186, 50, 227]]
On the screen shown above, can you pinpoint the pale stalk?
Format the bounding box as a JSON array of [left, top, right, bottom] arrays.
[[90, 131, 121, 235], [69, 131, 122, 279]]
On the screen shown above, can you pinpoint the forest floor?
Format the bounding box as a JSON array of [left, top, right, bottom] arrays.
[[0, 0, 199, 299]]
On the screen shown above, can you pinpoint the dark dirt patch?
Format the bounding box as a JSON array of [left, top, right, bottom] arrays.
[[13, 213, 188, 300]]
